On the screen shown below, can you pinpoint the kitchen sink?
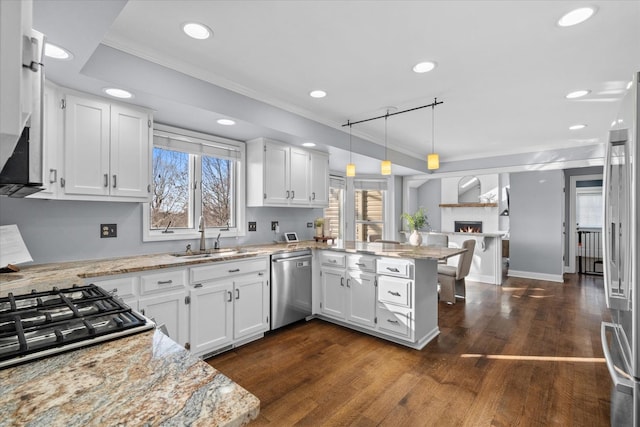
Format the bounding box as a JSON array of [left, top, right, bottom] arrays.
[[170, 249, 249, 259]]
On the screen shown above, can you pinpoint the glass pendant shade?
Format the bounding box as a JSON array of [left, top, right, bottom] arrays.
[[427, 153, 439, 170], [381, 160, 392, 175], [346, 163, 356, 177]]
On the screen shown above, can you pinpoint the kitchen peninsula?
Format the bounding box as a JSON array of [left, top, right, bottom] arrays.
[[0, 240, 464, 425]]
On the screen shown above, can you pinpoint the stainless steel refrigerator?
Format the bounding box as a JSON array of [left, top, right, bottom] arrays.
[[602, 71, 640, 426]]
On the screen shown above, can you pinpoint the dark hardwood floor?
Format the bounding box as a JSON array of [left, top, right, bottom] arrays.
[[207, 273, 612, 426]]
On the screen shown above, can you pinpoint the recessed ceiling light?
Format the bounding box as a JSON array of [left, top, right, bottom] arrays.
[[569, 124, 587, 130], [627, 81, 634, 90], [217, 119, 235, 126], [183, 22, 212, 40], [412, 61, 437, 73], [558, 7, 596, 27], [565, 90, 590, 99], [44, 42, 73, 60], [309, 90, 327, 98], [103, 88, 133, 99], [302, 142, 316, 147]]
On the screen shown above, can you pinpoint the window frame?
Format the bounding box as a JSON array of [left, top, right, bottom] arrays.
[[142, 124, 246, 242]]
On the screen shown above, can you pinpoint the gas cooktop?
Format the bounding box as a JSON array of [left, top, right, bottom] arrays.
[[0, 284, 155, 369]]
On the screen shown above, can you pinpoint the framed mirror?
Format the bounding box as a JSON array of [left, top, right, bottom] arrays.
[[458, 175, 480, 203]]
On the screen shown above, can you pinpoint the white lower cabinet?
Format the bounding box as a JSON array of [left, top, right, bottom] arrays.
[[89, 275, 138, 311], [189, 257, 269, 358], [320, 252, 377, 330]]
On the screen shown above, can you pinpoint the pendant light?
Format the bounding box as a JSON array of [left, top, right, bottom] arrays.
[[346, 121, 356, 177], [381, 112, 392, 175], [427, 98, 440, 170]]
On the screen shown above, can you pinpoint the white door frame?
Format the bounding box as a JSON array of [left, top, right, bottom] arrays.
[[567, 173, 603, 273]]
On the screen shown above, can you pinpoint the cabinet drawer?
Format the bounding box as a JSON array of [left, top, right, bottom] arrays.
[[378, 276, 412, 308], [347, 254, 376, 272], [140, 269, 186, 295], [376, 258, 413, 278], [91, 276, 137, 298], [190, 257, 268, 284], [321, 251, 346, 268], [377, 304, 412, 339]]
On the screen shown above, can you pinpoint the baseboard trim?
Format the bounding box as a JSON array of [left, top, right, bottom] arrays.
[[508, 269, 564, 283]]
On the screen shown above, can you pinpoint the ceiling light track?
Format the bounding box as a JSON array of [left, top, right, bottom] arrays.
[[341, 98, 443, 128]]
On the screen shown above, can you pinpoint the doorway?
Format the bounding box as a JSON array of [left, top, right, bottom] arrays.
[[568, 174, 603, 274]]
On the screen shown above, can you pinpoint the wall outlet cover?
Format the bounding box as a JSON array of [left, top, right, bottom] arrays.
[[271, 221, 279, 231], [100, 224, 117, 238], [248, 221, 257, 231], [307, 222, 313, 228]]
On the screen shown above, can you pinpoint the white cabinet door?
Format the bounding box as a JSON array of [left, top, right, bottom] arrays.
[[110, 104, 150, 199], [347, 271, 377, 328], [289, 147, 310, 205], [321, 267, 345, 319], [139, 289, 188, 347], [189, 283, 233, 355], [310, 151, 329, 207], [264, 141, 289, 204], [63, 94, 110, 196], [233, 274, 269, 340]]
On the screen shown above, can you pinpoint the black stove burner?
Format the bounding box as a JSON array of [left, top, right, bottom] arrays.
[[0, 284, 153, 369]]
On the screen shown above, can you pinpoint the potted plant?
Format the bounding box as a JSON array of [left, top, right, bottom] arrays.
[[401, 207, 429, 246], [314, 217, 325, 238]]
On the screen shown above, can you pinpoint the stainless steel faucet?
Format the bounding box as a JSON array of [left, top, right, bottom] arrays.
[[199, 216, 206, 252], [214, 233, 221, 250]]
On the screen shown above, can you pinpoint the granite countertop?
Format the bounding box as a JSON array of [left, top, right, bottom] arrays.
[[0, 329, 259, 426], [0, 239, 464, 425]]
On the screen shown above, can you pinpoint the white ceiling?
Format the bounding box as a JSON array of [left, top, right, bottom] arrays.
[[34, 0, 640, 175]]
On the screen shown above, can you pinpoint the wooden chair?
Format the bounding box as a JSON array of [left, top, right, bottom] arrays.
[[437, 239, 476, 304]]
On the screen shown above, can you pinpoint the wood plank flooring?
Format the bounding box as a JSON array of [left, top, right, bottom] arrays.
[[207, 273, 612, 426]]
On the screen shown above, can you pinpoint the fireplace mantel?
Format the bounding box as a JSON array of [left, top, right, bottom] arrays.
[[439, 203, 497, 208]]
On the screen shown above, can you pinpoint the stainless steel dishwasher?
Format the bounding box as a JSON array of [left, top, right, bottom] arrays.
[[270, 250, 312, 329]]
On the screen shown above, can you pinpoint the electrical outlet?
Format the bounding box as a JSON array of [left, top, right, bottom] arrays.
[[248, 221, 257, 232], [271, 221, 279, 231], [100, 224, 117, 238], [307, 222, 313, 228]]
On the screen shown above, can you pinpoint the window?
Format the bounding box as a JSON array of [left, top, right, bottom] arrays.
[[143, 124, 245, 241], [324, 176, 345, 240], [576, 188, 602, 229], [354, 179, 387, 242]]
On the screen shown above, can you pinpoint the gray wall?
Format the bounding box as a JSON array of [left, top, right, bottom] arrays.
[[0, 197, 321, 264], [417, 179, 441, 231], [509, 169, 564, 280]]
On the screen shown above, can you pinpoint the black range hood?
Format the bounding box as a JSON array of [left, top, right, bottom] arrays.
[[0, 127, 43, 197]]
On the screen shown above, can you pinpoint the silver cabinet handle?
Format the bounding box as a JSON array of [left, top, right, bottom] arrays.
[[112, 174, 117, 188], [286, 190, 290, 199], [386, 267, 400, 272], [312, 192, 316, 200], [258, 272, 264, 276], [329, 259, 337, 263], [111, 288, 118, 294], [235, 288, 240, 299], [147, 184, 151, 193], [340, 277, 344, 287], [228, 268, 240, 273], [141, 309, 145, 316], [227, 291, 232, 302], [60, 177, 65, 188], [291, 190, 295, 198], [346, 279, 350, 288], [104, 174, 109, 187], [388, 290, 401, 297], [387, 319, 399, 324], [157, 280, 173, 285], [355, 262, 366, 266], [601, 322, 634, 394], [194, 283, 203, 288], [49, 169, 57, 184]]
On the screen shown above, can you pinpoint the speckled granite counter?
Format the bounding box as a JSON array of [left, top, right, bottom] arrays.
[[0, 329, 259, 426]]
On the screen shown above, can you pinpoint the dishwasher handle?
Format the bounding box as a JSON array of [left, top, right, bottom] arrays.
[[272, 255, 312, 263]]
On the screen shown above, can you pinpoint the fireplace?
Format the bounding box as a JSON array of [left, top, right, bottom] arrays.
[[455, 221, 483, 233]]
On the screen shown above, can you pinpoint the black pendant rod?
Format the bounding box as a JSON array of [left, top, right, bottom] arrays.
[[342, 98, 443, 127]]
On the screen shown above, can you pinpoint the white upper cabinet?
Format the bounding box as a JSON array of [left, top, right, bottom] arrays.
[[310, 151, 329, 206], [246, 137, 328, 208], [29, 84, 153, 202]]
